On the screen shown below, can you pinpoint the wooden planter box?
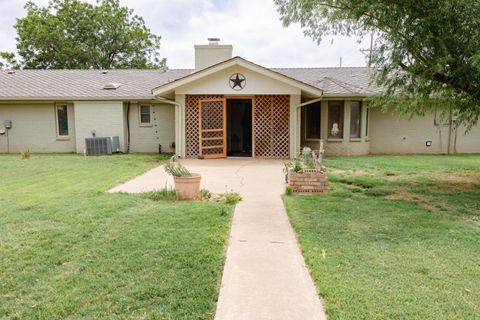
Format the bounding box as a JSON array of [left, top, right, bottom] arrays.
[[288, 169, 329, 193]]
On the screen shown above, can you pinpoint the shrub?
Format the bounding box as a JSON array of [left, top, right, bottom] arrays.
[[223, 192, 242, 205], [143, 188, 176, 201], [285, 186, 294, 196], [199, 188, 211, 200], [20, 149, 30, 160]]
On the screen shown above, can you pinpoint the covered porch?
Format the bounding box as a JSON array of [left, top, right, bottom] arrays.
[[151, 57, 324, 159]]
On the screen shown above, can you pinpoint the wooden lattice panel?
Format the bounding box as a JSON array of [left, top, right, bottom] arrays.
[[254, 95, 290, 158], [199, 99, 226, 158], [185, 95, 223, 157]]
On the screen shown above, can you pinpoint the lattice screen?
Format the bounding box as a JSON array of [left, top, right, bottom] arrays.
[[185, 95, 223, 157], [200, 99, 225, 157], [254, 95, 290, 158], [186, 94, 290, 158]]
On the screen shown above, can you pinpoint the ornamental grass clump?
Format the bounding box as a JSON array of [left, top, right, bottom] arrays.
[[164, 156, 191, 177]]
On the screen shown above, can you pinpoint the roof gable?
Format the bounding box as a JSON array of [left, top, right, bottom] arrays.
[[152, 57, 324, 98]]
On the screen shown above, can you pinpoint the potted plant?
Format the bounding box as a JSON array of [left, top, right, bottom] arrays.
[[164, 156, 201, 200]]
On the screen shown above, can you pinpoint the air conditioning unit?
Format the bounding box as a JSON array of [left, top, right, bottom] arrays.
[[110, 136, 121, 153], [85, 136, 120, 155]]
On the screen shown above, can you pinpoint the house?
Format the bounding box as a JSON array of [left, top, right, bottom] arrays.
[[0, 39, 479, 158]]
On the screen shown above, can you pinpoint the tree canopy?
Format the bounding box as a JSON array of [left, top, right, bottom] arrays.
[[274, 0, 480, 126], [4, 0, 165, 70]]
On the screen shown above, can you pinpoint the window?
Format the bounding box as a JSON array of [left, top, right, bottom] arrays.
[[350, 101, 362, 139], [139, 105, 151, 125], [305, 102, 321, 139], [56, 104, 69, 137], [328, 101, 344, 139]]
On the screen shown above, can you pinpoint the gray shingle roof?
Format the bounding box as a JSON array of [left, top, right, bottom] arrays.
[[0, 69, 192, 100], [272, 67, 382, 95], [0, 66, 380, 100]]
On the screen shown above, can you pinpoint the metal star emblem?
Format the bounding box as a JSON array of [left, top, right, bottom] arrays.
[[229, 73, 246, 90]]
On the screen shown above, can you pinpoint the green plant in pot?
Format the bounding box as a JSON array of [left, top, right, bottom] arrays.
[[164, 156, 201, 200]]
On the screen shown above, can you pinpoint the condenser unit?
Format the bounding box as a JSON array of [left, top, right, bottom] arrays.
[[85, 136, 121, 155], [110, 136, 121, 153]]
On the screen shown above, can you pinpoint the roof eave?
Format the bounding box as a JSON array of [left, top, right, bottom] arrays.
[[0, 96, 156, 102]]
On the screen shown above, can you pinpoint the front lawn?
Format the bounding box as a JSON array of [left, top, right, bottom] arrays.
[[0, 154, 233, 319], [284, 155, 480, 320]]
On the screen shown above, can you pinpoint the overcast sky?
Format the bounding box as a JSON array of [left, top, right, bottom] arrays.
[[0, 0, 370, 68]]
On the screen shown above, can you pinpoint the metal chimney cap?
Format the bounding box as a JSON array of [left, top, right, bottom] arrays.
[[208, 38, 220, 45]]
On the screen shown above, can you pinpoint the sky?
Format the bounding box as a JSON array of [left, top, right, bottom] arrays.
[[0, 0, 370, 69]]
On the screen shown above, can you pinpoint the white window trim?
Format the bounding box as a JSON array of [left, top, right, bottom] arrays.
[[138, 104, 153, 127], [55, 104, 70, 140]]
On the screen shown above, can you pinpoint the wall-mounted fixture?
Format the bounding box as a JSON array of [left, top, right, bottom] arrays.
[[426, 140, 432, 147], [4, 120, 12, 129]]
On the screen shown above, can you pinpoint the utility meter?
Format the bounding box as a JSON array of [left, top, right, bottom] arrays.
[[4, 120, 12, 129]]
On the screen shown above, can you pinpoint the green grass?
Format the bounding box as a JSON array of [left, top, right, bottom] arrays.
[[284, 155, 480, 320], [0, 154, 233, 319]]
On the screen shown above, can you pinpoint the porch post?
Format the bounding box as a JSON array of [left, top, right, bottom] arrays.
[[175, 94, 186, 157], [290, 94, 301, 159]]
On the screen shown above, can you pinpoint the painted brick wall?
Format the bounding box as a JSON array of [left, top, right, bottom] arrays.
[[0, 103, 76, 153], [128, 103, 175, 153], [74, 101, 125, 153], [369, 109, 480, 154]]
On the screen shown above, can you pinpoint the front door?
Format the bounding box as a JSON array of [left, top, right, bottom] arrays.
[[198, 98, 226, 158]]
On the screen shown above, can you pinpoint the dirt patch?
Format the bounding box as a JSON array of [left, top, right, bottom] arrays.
[[428, 180, 480, 193], [384, 190, 430, 202]]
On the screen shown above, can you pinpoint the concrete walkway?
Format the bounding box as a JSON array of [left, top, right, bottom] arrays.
[[109, 159, 327, 320]]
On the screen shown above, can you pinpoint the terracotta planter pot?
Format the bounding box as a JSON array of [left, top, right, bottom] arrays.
[[173, 173, 201, 200]]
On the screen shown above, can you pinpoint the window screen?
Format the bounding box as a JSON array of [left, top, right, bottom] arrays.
[[140, 105, 151, 124], [328, 101, 344, 138], [56, 105, 69, 136], [305, 102, 321, 139], [350, 101, 362, 138]]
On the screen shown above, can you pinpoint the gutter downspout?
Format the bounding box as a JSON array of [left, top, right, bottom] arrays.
[[447, 110, 452, 155], [295, 96, 323, 109], [126, 101, 131, 153]]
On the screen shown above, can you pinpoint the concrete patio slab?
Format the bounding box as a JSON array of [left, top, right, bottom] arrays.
[[109, 159, 327, 320]]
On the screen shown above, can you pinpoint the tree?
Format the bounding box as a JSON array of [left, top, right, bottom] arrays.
[[0, 52, 20, 70], [9, 0, 165, 70], [274, 0, 480, 126]]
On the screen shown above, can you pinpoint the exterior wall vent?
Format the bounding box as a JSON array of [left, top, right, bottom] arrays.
[[103, 82, 121, 90]]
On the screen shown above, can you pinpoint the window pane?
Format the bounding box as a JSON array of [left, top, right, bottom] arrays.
[[350, 101, 362, 138], [140, 105, 151, 124], [306, 102, 321, 139], [328, 101, 344, 138], [57, 105, 68, 136]]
